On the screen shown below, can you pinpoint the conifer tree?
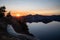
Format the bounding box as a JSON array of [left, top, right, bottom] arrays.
[[0, 6, 6, 18], [7, 12, 11, 17]]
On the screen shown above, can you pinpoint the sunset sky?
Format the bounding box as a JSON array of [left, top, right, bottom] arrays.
[[0, 0, 60, 16]]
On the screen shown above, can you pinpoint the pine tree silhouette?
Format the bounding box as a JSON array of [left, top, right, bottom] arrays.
[[7, 12, 12, 17], [0, 6, 6, 18]]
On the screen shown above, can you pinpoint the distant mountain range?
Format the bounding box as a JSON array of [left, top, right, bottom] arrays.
[[22, 15, 60, 24]]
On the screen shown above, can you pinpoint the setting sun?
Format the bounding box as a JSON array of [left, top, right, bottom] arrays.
[[16, 14, 20, 17]]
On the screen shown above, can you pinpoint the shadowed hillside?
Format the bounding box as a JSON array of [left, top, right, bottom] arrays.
[[22, 14, 60, 24]]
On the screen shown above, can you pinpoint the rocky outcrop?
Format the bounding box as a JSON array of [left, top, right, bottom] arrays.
[[0, 17, 39, 40]]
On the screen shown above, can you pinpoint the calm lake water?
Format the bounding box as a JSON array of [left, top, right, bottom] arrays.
[[27, 21, 60, 40]]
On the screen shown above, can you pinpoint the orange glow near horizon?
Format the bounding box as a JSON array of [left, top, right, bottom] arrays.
[[7, 10, 60, 17], [10, 11, 28, 16], [5, 10, 60, 16]]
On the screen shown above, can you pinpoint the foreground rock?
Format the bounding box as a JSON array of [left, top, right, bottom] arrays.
[[0, 17, 40, 40]]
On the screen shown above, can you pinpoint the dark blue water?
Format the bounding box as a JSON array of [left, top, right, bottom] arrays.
[[27, 21, 60, 40]]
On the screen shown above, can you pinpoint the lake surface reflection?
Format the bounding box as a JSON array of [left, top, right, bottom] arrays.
[[26, 21, 60, 40]]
